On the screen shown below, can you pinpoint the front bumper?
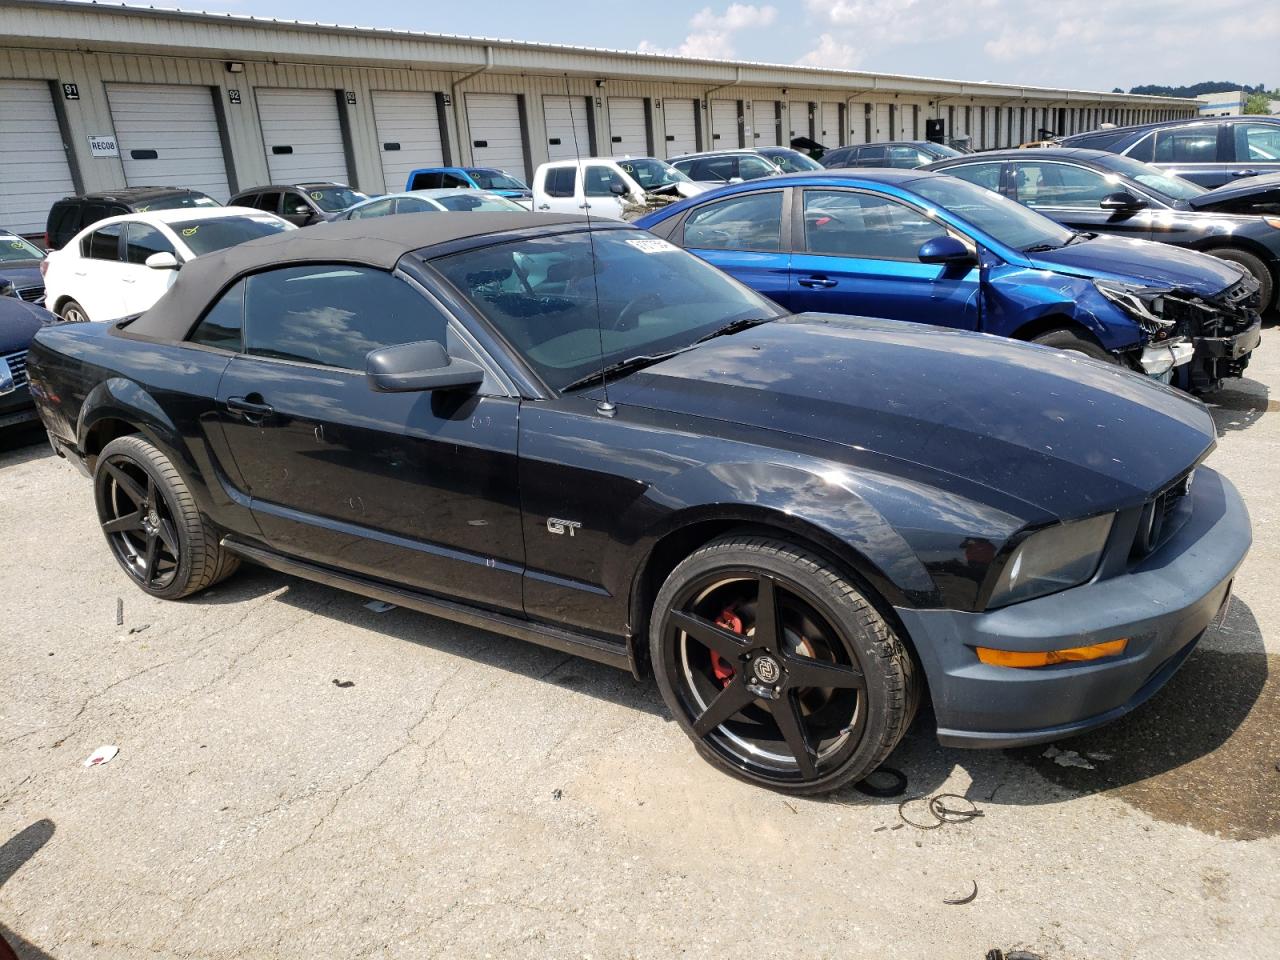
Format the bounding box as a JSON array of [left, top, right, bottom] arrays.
[[0, 382, 36, 429], [1186, 319, 1262, 392], [895, 467, 1250, 748]]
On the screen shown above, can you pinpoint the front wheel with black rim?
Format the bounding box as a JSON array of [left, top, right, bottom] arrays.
[[94, 434, 239, 600], [650, 535, 918, 795], [1030, 328, 1116, 363]]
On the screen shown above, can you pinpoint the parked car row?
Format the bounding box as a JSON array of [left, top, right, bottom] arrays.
[[23, 210, 1253, 795]]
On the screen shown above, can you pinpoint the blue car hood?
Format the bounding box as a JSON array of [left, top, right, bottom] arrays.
[[605, 314, 1215, 517], [1027, 234, 1244, 295], [0, 263, 44, 292], [0, 296, 59, 355]]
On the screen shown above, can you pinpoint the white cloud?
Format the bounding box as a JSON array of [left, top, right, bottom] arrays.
[[638, 4, 777, 60], [796, 33, 861, 69]]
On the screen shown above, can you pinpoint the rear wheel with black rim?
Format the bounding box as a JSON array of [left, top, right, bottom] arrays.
[[650, 535, 918, 795], [93, 434, 239, 600]]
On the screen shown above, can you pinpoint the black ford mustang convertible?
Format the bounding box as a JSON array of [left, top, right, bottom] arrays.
[[28, 214, 1250, 794]]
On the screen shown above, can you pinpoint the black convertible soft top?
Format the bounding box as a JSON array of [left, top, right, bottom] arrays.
[[123, 212, 590, 341]]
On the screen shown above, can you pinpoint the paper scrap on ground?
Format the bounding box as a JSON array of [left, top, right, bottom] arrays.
[[83, 746, 119, 768]]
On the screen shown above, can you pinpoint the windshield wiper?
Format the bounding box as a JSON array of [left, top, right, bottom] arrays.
[[1022, 241, 1065, 253], [560, 348, 693, 393], [694, 316, 779, 344]]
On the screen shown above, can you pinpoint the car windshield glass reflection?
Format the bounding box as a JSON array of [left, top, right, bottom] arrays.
[[1092, 154, 1206, 202], [467, 170, 527, 191], [306, 187, 369, 212], [142, 193, 219, 211], [618, 159, 692, 190], [433, 229, 783, 391], [171, 216, 292, 256], [434, 193, 524, 212], [0, 234, 44, 261], [910, 175, 1075, 252]]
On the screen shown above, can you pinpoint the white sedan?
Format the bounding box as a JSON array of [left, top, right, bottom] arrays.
[[43, 206, 294, 322]]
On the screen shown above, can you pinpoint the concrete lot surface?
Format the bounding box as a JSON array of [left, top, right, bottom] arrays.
[[1, 339, 1277, 959]]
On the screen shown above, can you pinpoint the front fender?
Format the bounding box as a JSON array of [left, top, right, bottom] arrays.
[[986, 266, 1145, 352]]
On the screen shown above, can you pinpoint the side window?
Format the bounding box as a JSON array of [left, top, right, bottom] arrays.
[[1153, 127, 1219, 163], [188, 279, 245, 351], [235, 193, 261, 209], [410, 172, 443, 190], [1232, 123, 1280, 163], [49, 204, 80, 245], [349, 198, 394, 219], [682, 191, 784, 251], [824, 148, 853, 168], [440, 173, 470, 188], [802, 189, 947, 260], [83, 223, 123, 261], [856, 146, 886, 167], [282, 192, 312, 216], [1012, 162, 1115, 209], [244, 265, 449, 370], [124, 223, 177, 264], [1126, 133, 1155, 163], [394, 197, 437, 214], [941, 162, 1004, 193], [254, 192, 282, 213], [887, 146, 927, 168], [738, 156, 778, 179], [584, 165, 627, 197], [691, 157, 737, 182], [544, 167, 577, 198]]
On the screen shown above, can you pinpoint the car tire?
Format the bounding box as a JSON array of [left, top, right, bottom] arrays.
[[1030, 328, 1116, 363], [60, 300, 90, 324], [1203, 247, 1273, 313], [93, 434, 239, 600], [650, 534, 918, 795]]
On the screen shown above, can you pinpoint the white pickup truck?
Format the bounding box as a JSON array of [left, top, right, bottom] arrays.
[[530, 157, 708, 220]]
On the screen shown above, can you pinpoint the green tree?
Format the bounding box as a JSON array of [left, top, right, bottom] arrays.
[[1244, 91, 1274, 114]]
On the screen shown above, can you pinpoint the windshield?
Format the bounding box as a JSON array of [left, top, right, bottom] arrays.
[[764, 150, 823, 172], [922, 143, 963, 159], [0, 234, 44, 262], [306, 187, 369, 212], [910, 175, 1075, 252], [433, 193, 525, 212], [466, 169, 528, 191], [433, 229, 784, 391], [139, 193, 220, 212], [617, 158, 692, 190], [1092, 153, 1206, 202], [172, 216, 293, 257]]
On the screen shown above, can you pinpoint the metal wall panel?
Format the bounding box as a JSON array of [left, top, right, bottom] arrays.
[[371, 90, 444, 194], [257, 87, 350, 185], [106, 82, 230, 200], [0, 79, 76, 234]]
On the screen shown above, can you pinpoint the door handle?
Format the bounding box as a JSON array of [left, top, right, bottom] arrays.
[[226, 395, 275, 422], [121, 278, 136, 284], [537, 203, 551, 210], [1230, 169, 1259, 178], [798, 276, 838, 289], [579, 203, 591, 210]]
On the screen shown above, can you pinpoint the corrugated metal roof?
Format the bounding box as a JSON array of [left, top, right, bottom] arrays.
[[5, 0, 1199, 105]]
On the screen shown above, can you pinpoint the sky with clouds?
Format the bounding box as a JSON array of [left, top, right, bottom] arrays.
[[161, 0, 1277, 91]]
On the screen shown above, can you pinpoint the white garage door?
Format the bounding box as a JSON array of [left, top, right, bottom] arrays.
[[984, 107, 997, 149], [873, 103, 892, 142], [372, 91, 444, 194], [608, 98, 648, 156], [543, 95, 592, 161], [466, 93, 527, 181], [751, 101, 779, 146], [711, 99, 739, 147], [106, 83, 229, 202], [788, 101, 810, 141], [257, 88, 349, 186], [663, 99, 698, 158], [819, 102, 841, 147], [0, 80, 76, 235]]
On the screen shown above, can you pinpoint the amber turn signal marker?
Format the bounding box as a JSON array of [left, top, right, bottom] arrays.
[[976, 638, 1128, 669], [1265, 217, 1280, 230]]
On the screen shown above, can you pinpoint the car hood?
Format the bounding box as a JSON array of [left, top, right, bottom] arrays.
[[604, 315, 1215, 517], [1186, 172, 1280, 211], [1027, 233, 1244, 295], [0, 297, 60, 354], [0, 263, 43, 291]]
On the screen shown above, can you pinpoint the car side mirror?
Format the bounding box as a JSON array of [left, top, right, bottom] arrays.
[[1100, 191, 1147, 212], [918, 236, 976, 266], [365, 340, 484, 393], [609, 182, 629, 196], [145, 252, 180, 270], [728, 177, 745, 184]]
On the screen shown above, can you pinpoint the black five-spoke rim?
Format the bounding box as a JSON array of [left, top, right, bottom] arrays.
[[96, 455, 181, 590], [664, 571, 867, 784]]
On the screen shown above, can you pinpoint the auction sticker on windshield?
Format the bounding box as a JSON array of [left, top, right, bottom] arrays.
[[626, 237, 677, 254]]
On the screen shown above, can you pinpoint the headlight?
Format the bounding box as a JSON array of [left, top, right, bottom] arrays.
[[1093, 279, 1176, 336], [987, 513, 1114, 608]]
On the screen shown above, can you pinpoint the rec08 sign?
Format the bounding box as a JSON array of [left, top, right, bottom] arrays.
[[87, 135, 120, 158]]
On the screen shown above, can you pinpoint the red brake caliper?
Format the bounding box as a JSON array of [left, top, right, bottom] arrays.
[[711, 606, 742, 686]]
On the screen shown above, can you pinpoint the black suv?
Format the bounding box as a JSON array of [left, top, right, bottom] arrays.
[[1060, 116, 1280, 188], [228, 182, 368, 226], [45, 187, 219, 250], [821, 141, 963, 169]]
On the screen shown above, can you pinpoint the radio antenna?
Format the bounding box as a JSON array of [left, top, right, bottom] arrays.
[[564, 72, 614, 416]]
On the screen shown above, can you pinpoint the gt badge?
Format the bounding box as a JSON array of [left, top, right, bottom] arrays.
[[547, 517, 581, 537]]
